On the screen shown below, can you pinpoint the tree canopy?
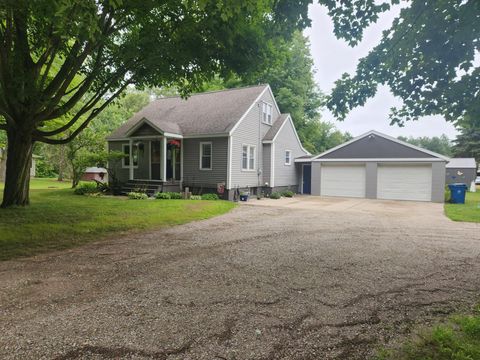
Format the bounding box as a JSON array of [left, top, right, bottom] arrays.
[[326, 0, 480, 126], [398, 134, 453, 157]]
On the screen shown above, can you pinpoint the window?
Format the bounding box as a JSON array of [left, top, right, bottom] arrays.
[[242, 144, 256, 171], [285, 150, 292, 165], [262, 103, 272, 125], [122, 144, 138, 168], [200, 142, 212, 170]]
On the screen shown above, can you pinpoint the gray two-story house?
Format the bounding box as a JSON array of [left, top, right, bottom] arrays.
[[107, 84, 310, 199]]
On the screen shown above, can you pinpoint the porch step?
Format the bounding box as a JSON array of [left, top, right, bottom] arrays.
[[121, 180, 181, 196]]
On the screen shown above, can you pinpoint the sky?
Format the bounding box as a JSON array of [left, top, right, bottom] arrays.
[[304, 3, 458, 139]]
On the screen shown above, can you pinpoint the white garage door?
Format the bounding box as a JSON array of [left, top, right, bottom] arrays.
[[377, 165, 432, 201], [321, 165, 366, 198]]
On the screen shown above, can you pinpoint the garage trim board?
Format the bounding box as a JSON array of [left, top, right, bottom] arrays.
[[297, 130, 449, 203]]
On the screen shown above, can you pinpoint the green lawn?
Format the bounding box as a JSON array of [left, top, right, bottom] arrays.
[[0, 178, 235, 261], [375, 306, 480, 360], [444, 189, 480, 223]]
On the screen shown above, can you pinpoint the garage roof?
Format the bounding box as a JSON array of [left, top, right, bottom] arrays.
[[308, 130, 450, 162], [446, 158, 477, 168]]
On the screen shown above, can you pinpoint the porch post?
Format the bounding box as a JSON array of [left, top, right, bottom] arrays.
[[180, 139, 183, 183], [129, 139, 134, 180], [161, 136, 167, 181]]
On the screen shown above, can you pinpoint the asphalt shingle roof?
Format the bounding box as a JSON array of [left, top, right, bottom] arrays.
[[446, 158, 477, 168], [263, 114, 289, 142], [107, 84, 268, 139]]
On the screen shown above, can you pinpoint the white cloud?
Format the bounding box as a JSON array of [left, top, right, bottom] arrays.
[[304, 3, 458, 139]]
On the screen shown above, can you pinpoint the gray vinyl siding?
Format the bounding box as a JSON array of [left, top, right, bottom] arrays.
[[182, 137, 228, 187], [272, 119, 308, 187], [311, 162, 321, 196], [262, 144, 271, 185], [321, 135, 436, 159], [230, 89, 280, 188], [108, 141, 129, 183], [365, 162, 377, 199], [432, 162, 447, 202], [445, 167, 476, 185], [131, 123, 161, 137]]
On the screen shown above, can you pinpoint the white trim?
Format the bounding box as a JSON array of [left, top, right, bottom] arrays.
[[227, 136, 232, 189], [148, 141, 152, 180], [183, 133, 228, 139], [264, 115, 311, 155], [285, 149, 292, 165], [261, 101, 273, 125], [125, 118, 162, 137], [241, 143, 256, 172], [122, 143, 139, 170], [270, 142, 275, 187], [312, 158, 447, 162], [161, 136, 167, 181], [199, 141, 213, 170], [228, 85, 283, 136], [164, 132, 183, 139], [180, 139, 184, 182], [311, 130, 450, 161], [294, 157, 313, 163]]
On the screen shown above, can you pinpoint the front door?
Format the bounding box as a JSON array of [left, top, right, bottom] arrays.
[[150, 140, 161, 180], [302, 164, 311, 194]]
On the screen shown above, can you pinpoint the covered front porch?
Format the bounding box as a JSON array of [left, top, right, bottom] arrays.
[[124, 135, 182, 184]]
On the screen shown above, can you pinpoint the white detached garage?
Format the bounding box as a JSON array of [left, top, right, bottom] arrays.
[[297, 130, 449, 203]]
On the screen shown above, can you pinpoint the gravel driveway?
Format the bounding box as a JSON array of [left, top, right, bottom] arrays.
[[1, 197, 480, 359]]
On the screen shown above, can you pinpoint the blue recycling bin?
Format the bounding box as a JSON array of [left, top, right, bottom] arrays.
[[448, 183, 468, 204]]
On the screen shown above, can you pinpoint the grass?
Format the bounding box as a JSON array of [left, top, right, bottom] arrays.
[[444, 188, 480, 223], [0, 178, 235, 261], [375, 306, 480, 360]]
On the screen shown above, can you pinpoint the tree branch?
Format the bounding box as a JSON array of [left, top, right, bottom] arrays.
[[34, 82, 130, 144]]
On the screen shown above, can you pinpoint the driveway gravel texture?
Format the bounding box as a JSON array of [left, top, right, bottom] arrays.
[[1, 196, 480, 360]]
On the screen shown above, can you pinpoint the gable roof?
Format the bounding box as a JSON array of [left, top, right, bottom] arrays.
[[311, 130, 450, 161], [446, 158, 477, 168], [263, 114, 311, 155], [263, 114, 289, 141], [107, 84, 269, 139]]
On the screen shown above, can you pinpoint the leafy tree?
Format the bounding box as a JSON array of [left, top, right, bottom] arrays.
[[326, 0, 480, 126], [200, 31, 350, 154], [452, 117, 480, 162], [0, 0, 310, 207], [397, 135, 453, 157]]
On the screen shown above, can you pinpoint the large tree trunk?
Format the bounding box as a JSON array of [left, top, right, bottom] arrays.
[[1, 130, 34, 208]]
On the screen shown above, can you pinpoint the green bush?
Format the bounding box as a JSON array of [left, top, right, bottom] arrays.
[[127, 192, 148, 200], [190, 195, 202, 200], [155, 192, 171, 199], [269, 192, 281, 199], [166, 192, 183, 199], [445, 186, 451, 203], [201, 193, 219, 200], [74, 182, 99, 195], [282, 190, 295, 198]]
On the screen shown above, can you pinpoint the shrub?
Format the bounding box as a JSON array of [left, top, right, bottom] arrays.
[[269, 192, 281, 199], [127, 192, 148, 200], [282, 190, 295, 198], [155, 192, 171, 199], [166, 192, 183, 199], [190, 195, 202, 200], [445, 186, 451, 203], [201, 193, 219, 200], [74, 182, 99, 195]]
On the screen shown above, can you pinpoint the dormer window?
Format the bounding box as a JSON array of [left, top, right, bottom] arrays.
[[262, 103, 272, 125]]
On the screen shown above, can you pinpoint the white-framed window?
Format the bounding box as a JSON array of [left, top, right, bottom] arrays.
[[285, 150, 292, 165], [122, 143, 138, 168], [199, 142, 212, 170], [262, 102, 272, 125], [242, 144, 256, 171]]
